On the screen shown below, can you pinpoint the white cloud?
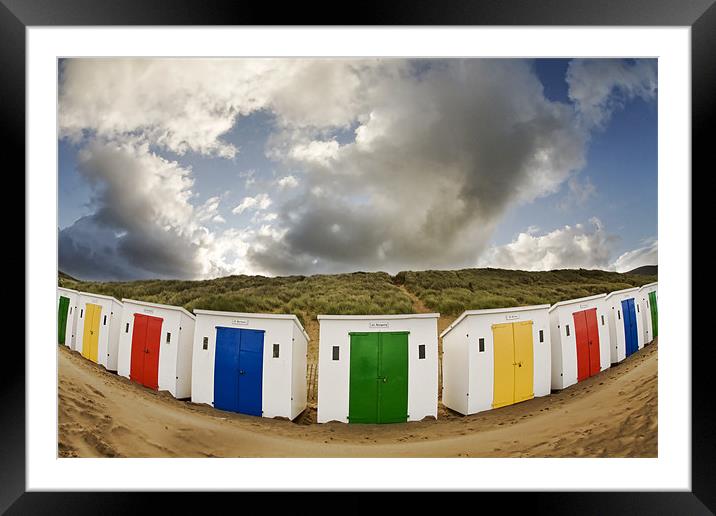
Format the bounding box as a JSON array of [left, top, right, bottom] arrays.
[[612, 238, 658, 273], [195, 227, 258, 278], [239, 169, 256, 189], [558, 175, 597, 209], [480, 220, 658, 273], [479, 218, 618, 271], [59, 59, 379, 159], [195, 196, 222, 222], [288, 140, 341, 166], [566, 59, 657, 129], [277, 175, 299, 189], [252, 212, 278, 223], [232, 193, 272, 215]]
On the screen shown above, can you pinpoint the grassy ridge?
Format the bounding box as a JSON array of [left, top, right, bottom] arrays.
[[59, 268, 657, 322], [395, 268, 657, 315], [59, 272, 415, 326]]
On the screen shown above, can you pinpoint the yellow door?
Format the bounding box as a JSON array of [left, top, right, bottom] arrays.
[[513, 321, 534, 403], [492, 322, 515, 408], [81, 304, 94, 359], [90, 304, 102, 362], [82, 303, 102, 362]]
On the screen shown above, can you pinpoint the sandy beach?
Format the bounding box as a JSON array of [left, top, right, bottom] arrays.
[[58, 337, 657, 458]]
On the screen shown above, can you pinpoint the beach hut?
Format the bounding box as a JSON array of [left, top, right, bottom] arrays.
[[75, 292, 123, 371], [637, 282, 659, 344], [191, 310, 309, 420], [117, 299, 196, 399], [441, 305, 551, 416], [604, 287, 644, 364], [317, 313, 439, 424], [57, 287, 79, 348], [548, 294, 611, 390]]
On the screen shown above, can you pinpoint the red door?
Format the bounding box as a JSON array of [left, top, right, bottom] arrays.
[[573, 308, 601, 381], [573, 310, 590, 382], [129, 314, 148, 384], [129, 313, 163, 389], [143, 316, 162, 389], [585, 308, 601, 376]]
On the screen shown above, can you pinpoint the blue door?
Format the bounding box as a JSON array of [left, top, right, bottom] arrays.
[[213, 327, 264, 416], [622, 299, 638, 356], [238, 328, 264, 416], [627, 299, 639, 354], [621, 300, 633, 356], [214, 327, 240, 411]]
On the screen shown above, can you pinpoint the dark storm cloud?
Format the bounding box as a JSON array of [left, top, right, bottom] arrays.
[[58, 141, 207, 280], [248, 60, 588, 275], [60, 218, 146, 281]]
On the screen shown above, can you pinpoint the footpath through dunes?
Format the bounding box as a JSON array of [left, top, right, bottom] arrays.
[[58, 339, 657, 458]]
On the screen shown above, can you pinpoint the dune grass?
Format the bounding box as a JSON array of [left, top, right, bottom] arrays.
[[59, 272, 415, 326], [395, 268, 657, 315], [60, 267, 656, 322]]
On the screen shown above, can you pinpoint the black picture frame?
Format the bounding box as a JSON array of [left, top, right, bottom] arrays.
[[4, 0, 709, 512]]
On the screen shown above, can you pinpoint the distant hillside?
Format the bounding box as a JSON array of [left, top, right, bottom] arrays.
[[627, 265, 658, 276], [59, 270, 79, 282], [394, 268, 657, 315], [58, 267, 658, 322]]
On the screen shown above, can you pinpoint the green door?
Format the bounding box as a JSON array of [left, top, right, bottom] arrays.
[[649, 291, 658, 338], [348, 331, 409, 424], [378, 332, 410, 423], [58, 296, 70, 345], [349, 333, 380, 423]]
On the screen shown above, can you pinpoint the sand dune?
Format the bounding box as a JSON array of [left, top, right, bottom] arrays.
[[58, 339, 657, 458]]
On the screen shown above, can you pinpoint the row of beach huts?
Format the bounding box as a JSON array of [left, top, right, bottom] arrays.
[[57, 283, 658, 424]]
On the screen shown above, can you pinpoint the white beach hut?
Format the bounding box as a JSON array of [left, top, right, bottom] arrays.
[[637, 282, 659, 344], [317, 313, 439, 424], [441, 305, 551, 416], [57, 287, 79, 348], [191, 310, 309, 420], [548, 294, 611, 390], [75, 292, 123, 371], [117, 299, 196, 399], [604, 287, 644, 364]]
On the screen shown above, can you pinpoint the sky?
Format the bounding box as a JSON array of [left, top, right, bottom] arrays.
[[57, 58, 657, 281]]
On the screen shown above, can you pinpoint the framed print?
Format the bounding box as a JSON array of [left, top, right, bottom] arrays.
[[4, 0, 711, 512]]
